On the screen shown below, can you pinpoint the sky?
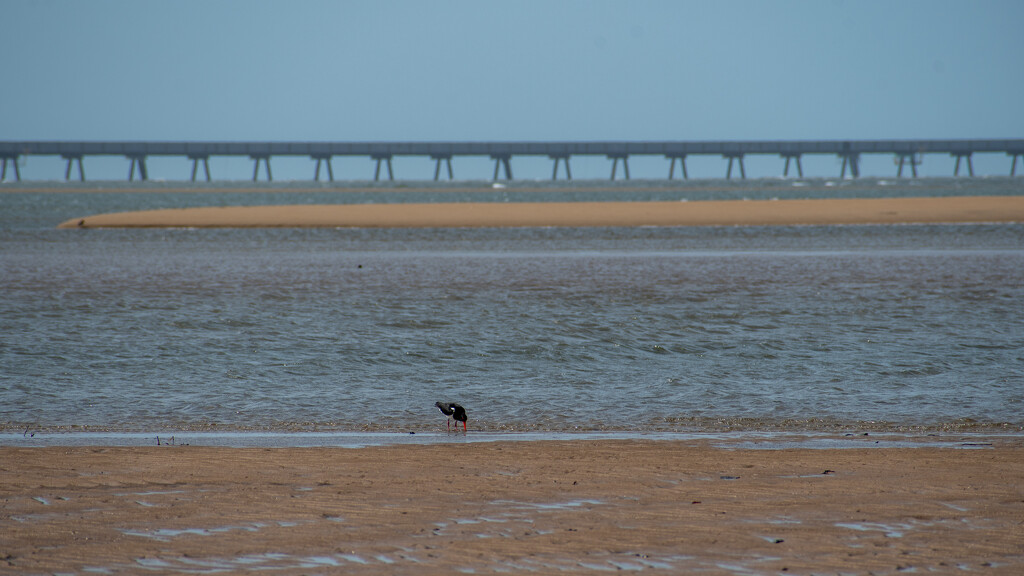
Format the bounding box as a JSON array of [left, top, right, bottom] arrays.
[[3, 0, 1023, 180]]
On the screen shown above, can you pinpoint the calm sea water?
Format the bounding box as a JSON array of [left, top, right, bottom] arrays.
[[2, 178, 1023, 435]]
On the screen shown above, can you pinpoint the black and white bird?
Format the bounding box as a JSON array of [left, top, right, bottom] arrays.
[[435, 401, 468, 431]]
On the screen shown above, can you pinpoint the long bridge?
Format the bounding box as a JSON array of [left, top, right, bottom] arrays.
[[2, 139, 1023, 182]]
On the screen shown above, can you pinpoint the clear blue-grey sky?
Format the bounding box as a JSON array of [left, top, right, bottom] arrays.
[[3, 0, 1023, 180]]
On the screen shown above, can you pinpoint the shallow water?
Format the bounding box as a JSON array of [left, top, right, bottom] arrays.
[[2, 180, 1023, 435], [0, 430, 1008, 450]]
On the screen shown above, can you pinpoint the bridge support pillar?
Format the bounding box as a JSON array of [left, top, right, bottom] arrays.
[[63, 155, 85, 181], [373, 155, 394, 181], [432, 155, 454, 181], [251, 155, 272, 181], [491, 155, 513, 180], [189, 155, 211, 181], [550, 155, 572, 180], [724, 154, 745, 179], [609, 155, 630, 180], [952, 153, 974, 177], [1, 156, 21, 181], [127, 155, 148, 181], [1010, 153, 1022, 177], [840, 153, 861, 179], [895, 153, 918, 178], [667, 155, 688, 180], [313, 155, 334, 182], [782, 154, 803, 178]]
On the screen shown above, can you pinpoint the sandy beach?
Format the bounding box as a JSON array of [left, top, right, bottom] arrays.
[[57, 195, 1024, 228], [3, 440, 1022, 574]]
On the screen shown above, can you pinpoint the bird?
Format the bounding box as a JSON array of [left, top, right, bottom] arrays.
[[435, 401, 468, 432]]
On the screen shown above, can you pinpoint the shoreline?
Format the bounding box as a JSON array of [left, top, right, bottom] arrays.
[[6, 429, 1023, 450], [4, 440, 1023, 574], [57, 195, 1024, 228]]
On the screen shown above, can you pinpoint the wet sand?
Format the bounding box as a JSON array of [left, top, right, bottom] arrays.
[[57, 195, 1024, 228], [3, 441, 1023, 574]]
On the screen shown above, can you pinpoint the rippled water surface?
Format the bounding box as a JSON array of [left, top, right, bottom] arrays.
[[2, 180, 1023, 434]]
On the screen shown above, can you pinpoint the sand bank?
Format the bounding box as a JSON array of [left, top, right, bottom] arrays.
[[57, 195, 1024, 228], [3, 441, 1022, 574]]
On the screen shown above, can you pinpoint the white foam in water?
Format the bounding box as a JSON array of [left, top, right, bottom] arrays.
[[835, 521, 913, 538], [122, 524, 266, 542]]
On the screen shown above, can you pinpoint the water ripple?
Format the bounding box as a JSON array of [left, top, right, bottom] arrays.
[[3, 194, 1024, 432]]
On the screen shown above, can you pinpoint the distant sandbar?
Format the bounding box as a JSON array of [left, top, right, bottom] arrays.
[[58, 195, 1024, 229]]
